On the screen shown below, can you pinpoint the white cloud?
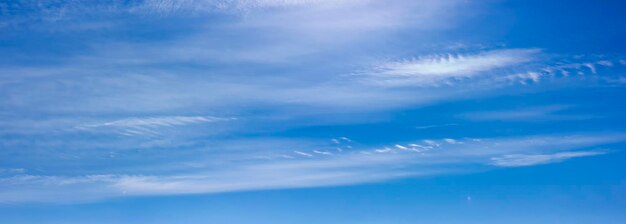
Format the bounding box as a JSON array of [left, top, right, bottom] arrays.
[[360, 50, 626, 87], [1, 133, 622, 203], [458, 105, 594, 121], [490, 151, 606, 167], [340, 137, 352, 142], [79, 116, 228, 129], [362, 49, 539, 86], [394, 144, 408, 150], [137, 0, 364, 14], [443, 138, 460, 144], [294, 150, 314, 157], [3, 0, 626, 206], [74, 116, 233, 136], [0, 168, 26, 175], [313, 150, 333, 155], [415, 123, 458, 129], [604, 76, 626, 85], [499, 59, 619, 84]]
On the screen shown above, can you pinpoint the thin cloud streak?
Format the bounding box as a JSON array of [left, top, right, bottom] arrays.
[[75, 116, 231, 129], [74, 116, 234, 136], [490, 151, 606, 167], [362, 49, 539, 86], [458, 105, 597, 122], [0, 133, 623, 203], [2, 0, 626, 208]]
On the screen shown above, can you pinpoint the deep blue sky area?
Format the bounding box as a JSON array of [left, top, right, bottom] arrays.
[[1, 0, 626, 223]]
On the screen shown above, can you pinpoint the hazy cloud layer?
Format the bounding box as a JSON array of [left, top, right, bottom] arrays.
[[0, 134, 623, 203], [1, 0, 625, 204]]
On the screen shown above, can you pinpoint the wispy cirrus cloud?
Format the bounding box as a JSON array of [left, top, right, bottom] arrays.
[[74, 116, 234, 136], [77, 116, 230, 129], [139, 0, 366, 14], [359, 48, 625, 87], [0, 168, 26, 175], [361, 49, 539, 86], [458, 105, 597, 122], [490, 151, 606, 167], [415, 123, 459, 129], [2, 0, 626, 207], [0, 133, 622, 203], [500, 59, 617, 84]]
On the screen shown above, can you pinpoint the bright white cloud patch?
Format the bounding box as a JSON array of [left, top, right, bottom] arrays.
[[364, 49, 539, 86]]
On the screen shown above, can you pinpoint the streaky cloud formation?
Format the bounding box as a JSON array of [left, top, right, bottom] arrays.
[[458, 105, 595, 121], [359, 49, 625, 87], [1, 2, 626, 221], [74, 116, 234, 136], [0, 133, 623, 203], [490, 151, 606, 167], [364, 49, 539, 85]]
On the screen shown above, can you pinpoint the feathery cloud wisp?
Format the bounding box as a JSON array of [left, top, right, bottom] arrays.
[[74, 116, 233, 136], [490, 151, 606, 167], [78, 116, 228, 129], [0, 133, 623, 203], [458, 105, 594, 121], [363, 49, 539, 86]]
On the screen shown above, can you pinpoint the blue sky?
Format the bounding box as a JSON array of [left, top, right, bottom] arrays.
[[1, 0, 626, 223]]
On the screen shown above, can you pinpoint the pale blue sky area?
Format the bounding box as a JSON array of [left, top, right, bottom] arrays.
[[1, 0, 626, 223]]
